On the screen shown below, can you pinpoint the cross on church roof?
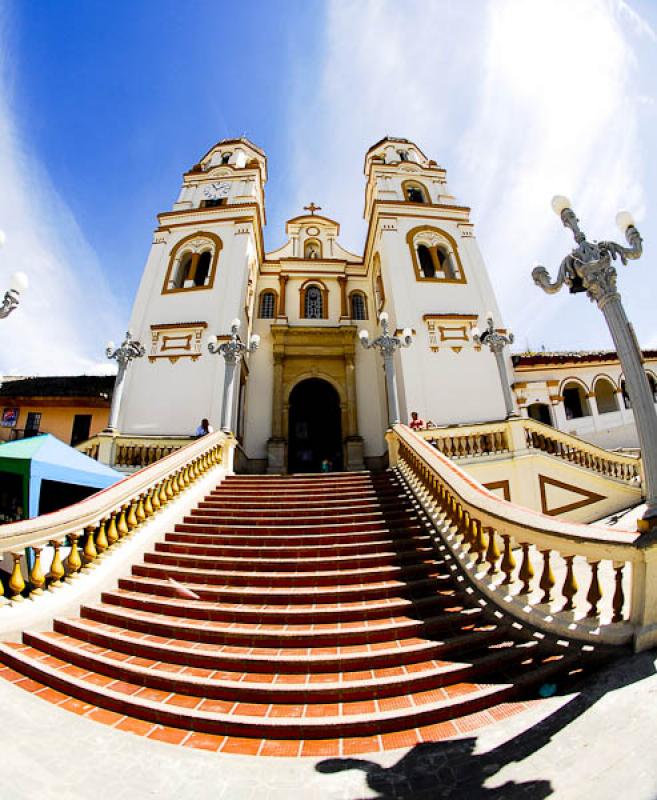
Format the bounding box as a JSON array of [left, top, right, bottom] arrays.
[[304, 202, 321, 215]]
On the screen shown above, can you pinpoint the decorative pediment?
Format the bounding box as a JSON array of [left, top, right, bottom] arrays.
[[423, 314, 479, 353], [149, 322, 208, 364]]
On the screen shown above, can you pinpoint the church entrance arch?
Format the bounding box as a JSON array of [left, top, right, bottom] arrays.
[[288, 378, 343, 473]]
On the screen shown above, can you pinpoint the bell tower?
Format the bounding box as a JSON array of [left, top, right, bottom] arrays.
[[118, 138, 266, 436], [363, 137, 512, 426]]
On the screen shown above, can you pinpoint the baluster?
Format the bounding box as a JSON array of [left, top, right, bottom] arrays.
[[117, 505, 130, 537], [83, 525, 98, 567], [8, 553, 26, 601], [127, 501, 139, 530], [561, 555, 578, 611], [136, 495, 147, 523], [48, 540, 65, 588], [65, 533, 82, 579], [172, 473, 181, 495], [106, 514, 119, 547], [612, 562, 625, 623], [29, 546, 46, 596], [539, 550, 555, 604], [500, 535, 516, 584], [460, 510, 471, 546], [150, 486, 161, 512], [485, 528, 501, 574], [472, 520, 487, 564], [518, 543, 535, 595], [95, 519, 109, 555], [586, 561, 602, 618], [159, 480, 169, 506]]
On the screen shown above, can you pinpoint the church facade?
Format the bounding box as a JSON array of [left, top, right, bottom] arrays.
[[118, 137, 521, 472]]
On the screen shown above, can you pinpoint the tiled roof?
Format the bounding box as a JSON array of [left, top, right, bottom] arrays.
[[513, 350, 657, 367], [0, 375, 115, 399]]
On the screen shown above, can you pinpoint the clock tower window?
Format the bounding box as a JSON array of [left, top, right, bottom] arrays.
[[200, 197, 227, 209]]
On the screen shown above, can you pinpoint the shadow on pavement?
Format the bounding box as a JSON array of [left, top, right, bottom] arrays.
[[316, 651, 656, 799]]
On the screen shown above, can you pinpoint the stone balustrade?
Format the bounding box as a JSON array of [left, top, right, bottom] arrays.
[[420, 417, 641, 485], [77, 433, 194, 469], [388, 425, 657, 651], [0, 432, 234, 605]]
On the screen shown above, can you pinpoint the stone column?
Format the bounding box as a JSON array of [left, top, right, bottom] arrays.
[[337, 276, 348, 319], [600, 295, 657, 518], [278, 274, 289, 318]]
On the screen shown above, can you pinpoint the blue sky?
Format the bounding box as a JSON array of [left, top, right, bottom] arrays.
[[1, 0, 656, 374]]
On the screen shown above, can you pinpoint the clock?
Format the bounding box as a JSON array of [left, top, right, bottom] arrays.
[[204, 182, 230, 200]]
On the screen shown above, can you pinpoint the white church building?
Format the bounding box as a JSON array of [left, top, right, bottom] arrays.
[[118, 136, 515, 473]]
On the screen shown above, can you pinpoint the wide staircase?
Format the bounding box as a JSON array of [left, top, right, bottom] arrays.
[[0, 471, 607, 755]]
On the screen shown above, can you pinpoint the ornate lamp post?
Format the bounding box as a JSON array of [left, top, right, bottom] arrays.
[[0, 230, 29, 320], [532, 196, 657, 527], [472, 312, 517, 418], [359, 311, 413, 427], [208, 319, 259, 433], [105, 331, 146, 432]]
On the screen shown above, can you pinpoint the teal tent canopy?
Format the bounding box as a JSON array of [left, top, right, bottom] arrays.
[[0, 434, 122, 519]]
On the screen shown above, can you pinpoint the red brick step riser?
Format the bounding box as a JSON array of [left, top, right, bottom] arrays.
[[142, 548, 437, 574], [117, 574, 452, 606], [23, 631, 537, 704], [0, 644, 569, 739], [154, 536, 434, 560], [51, 616, 506, 673], [100, 588, 457, 625], [131, 560, 440, 588], [164, 528, 429, 548], [79, 602, 482, 649], [173, 520, 426, 537]]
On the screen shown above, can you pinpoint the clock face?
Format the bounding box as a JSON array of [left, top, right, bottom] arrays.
[[204, 182, 230, 199]]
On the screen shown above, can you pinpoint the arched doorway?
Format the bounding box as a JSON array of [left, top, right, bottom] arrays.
[[288, 378, 343, 473]]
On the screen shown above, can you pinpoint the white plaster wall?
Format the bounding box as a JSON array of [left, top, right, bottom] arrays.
[[376, 217, 508, 427], [120, 220, 258, 436]]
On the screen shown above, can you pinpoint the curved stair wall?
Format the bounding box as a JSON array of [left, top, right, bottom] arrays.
[[418, 418, 643, 522], [388, 425, 657, 652]]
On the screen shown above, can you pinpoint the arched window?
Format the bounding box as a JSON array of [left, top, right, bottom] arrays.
[[407, 226, 466, 284], [527, 403, 553, 426], [397, 149, 409, 161], [621, 379, 631, 409], [417, 245, 435, 278], [403, 181, 428, 204], [373, 254, 385, 313], [350, 292, 367, 320], [163, 233, 222, 294], [304, 239, 322, 259], [259, 290, 276, 319], [594, 377, 619, 414], [194, 251, 212, 286], [221, 152, 231, 165], [563, 381, 591, 419], [304, 285, 324, 319]]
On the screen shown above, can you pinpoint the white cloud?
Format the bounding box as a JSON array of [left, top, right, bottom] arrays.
[[287, 0, 655, 352], [0, 27, 121, 376]]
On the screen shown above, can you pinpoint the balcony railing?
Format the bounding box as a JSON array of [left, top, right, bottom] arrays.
[[388, 425, 657, 651]]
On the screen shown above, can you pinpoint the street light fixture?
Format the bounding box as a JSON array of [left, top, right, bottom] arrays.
[[0, 231, 29, 320], [472, 312, 517, 418], [208, 319, 259, 433], [532, 196, 657, 529], [359, 311, 413, 427], [105, 331, 146, 432]]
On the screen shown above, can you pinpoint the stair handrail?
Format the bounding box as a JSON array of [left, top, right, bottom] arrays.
[[0, 431, 233, 555], [388, 424, 657, 651], [419, 417, 641, 484]]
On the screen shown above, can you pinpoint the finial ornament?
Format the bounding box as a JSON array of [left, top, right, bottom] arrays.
[[304, 202, 321, 216]]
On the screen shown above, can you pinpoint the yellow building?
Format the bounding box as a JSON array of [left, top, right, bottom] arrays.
[[0, 376, 114, 446]]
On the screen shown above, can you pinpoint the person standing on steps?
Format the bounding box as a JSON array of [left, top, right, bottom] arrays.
[[195, 418, 214, 437], [409, 411, 425, 431]]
